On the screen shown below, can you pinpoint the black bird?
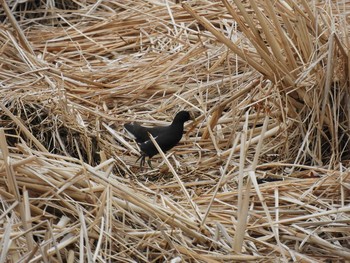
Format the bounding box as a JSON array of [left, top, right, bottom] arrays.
[[124, 111, 192, 168]]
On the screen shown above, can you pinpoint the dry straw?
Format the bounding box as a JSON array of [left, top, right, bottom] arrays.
[[0, 0, 349, 262]]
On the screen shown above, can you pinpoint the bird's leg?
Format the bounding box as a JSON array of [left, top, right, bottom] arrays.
[[140, 156, 146, 171], [147, 158, 153, 169], [135, 155, 142, 164], [135, 153, 152, 170], [136, 154, 146, 171]]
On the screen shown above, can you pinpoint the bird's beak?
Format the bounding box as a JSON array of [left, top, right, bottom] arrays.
[[186, 111, 198, 135], [189, 111, 195, 121]]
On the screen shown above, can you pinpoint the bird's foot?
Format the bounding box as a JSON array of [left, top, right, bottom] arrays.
[[147, 159, 153, 169]]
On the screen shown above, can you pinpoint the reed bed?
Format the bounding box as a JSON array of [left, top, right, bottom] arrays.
[[0, 0, 349, 262]]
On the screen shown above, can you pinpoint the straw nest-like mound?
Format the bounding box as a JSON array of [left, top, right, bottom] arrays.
[[0, 0, 349, 262]]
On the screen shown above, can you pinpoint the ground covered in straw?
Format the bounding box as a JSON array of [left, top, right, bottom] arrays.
[[0, 0, 349, 262]]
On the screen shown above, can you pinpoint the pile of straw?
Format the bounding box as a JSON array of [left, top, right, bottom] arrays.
[[0, 0, 349, 261]]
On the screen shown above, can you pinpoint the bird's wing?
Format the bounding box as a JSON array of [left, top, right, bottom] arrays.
[[124, 123, 150, 143]]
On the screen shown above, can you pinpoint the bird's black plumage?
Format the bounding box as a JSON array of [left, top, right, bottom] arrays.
[[124, 111, 191, 168], [124, 123, 168, 144]]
